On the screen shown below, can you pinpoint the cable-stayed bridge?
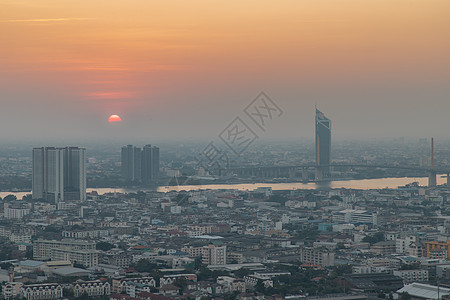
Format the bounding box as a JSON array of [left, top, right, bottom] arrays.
[[220, 163, 450, 187]]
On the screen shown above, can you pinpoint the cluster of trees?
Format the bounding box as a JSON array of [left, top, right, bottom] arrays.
[[133, 259, 159, 273], [253, 263, 349, 297], [288, 227, 319, 242], [362, 232, 385, 245], [196, 265, 230, 282], [1, 194, 18, 202], [268, 195, 288, 206], [96, 241, 115, 251], [0, 244, 13, 261], [85, 174, 123, 188], [0, 176, 31, 191]]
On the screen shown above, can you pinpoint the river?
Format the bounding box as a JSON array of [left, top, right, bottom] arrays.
[[0, 175, 447, 199]]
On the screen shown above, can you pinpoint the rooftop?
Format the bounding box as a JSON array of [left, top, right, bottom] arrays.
[[397, 283, 450, 300]]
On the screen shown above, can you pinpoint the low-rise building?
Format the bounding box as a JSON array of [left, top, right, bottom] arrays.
[[101, 251, 132, 269], [51, 247, 99, 268], [393, 269, 429, 283], [332, 209, 378, 226], [370, 241, 396, 255], [20, 283, 63, 300], [71, 280, 111, 298], [425, 241, 450, 259], [2, 282, 23, 299], [33, 239, 96, 260], [4, 203, 30, 219], [299, 247, 335, 267], [160, 274, 197, 287], [217, 276, 246, 293], [397, 283, 450, 300], [112, 277, 156, 294], [339, 274, 404, 292]]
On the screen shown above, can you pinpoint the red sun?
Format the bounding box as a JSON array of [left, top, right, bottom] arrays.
[[108, 114, 121, 123]]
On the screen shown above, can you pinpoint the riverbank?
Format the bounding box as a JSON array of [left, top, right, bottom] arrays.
[[1, 175, 447, 200]]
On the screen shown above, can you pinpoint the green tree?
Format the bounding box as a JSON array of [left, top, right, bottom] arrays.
[[63, 288, 74, 298], [0, 262, 13, 269], [234, 268, 252, 278], [295, 228, 319, 241], [25, 247, 33, 259], [399, 263, 420, 270], [269, 195, 288, 206], [96, 241, 115, 251], [44, 225, 61, 233], [0, 246, 12, 261], [333, 264, 352, 276], [174, 277, 188, 290], [22, 194, 32, 201], [223, 291, 239, 300], [72, 292, 91, 300], [362, 232, 385, 245], [399, 292, 411, 300], [3, 194, 17, 202], [134, 259, 157, 273], [255, 280, 265, 293]]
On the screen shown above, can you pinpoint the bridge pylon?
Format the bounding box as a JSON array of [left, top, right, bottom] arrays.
[[315, 167, 323, 181], [429, 137, 436, 187], [288, 168, 295, 178], [302, 168, 308, 181], [429, 171, 437, 187]]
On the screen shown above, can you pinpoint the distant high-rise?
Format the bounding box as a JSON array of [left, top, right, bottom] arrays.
[[142, 145, 160, 182], [121, 145, 142, 182], [315, 108, 331, 175], [32, 147, 86, 202], [121, 144, 160, 183], [63, 147, 87, 201], [151, 146, 159, 180]]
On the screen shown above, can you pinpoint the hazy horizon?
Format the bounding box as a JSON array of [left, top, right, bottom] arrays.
[[1, 0, 449, 141]]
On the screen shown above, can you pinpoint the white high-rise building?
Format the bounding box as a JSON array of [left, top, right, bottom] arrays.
[[32, 147, 86, 203]]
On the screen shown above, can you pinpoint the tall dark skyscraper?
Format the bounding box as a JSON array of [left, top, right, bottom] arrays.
[[121, 145, 142, 182], [315, 108, 331, 175], [32, 147, 86, 203], [121, 144, 160, 183], [142, 145, 160, 183]]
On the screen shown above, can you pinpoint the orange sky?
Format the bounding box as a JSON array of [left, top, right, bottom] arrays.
[[1, 0, 449, 140]]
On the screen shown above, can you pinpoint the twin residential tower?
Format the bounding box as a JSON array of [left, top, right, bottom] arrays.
[[121, 144, 160, 183], [32, 147, 86, 203]]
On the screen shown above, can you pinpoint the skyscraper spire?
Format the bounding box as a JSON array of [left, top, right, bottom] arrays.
[[315, 108, 331, 176]]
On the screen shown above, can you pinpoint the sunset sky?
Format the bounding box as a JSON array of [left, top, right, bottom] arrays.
[[1, 0, 449, 142]]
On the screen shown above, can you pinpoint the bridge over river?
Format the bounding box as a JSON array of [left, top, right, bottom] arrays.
[[221, 163, 450, 187]]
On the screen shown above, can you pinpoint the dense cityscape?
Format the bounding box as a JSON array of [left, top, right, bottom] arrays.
[[1, 109, 450, 300], [2, 1, 449, 299]]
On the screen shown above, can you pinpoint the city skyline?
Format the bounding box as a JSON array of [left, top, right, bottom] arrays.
[[2, 2, 450, 299], [1, 0, 449, 141]]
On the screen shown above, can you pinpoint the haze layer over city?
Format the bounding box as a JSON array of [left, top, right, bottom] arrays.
[[1, 0, 450, 141], [1, 1, 450, 300]]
